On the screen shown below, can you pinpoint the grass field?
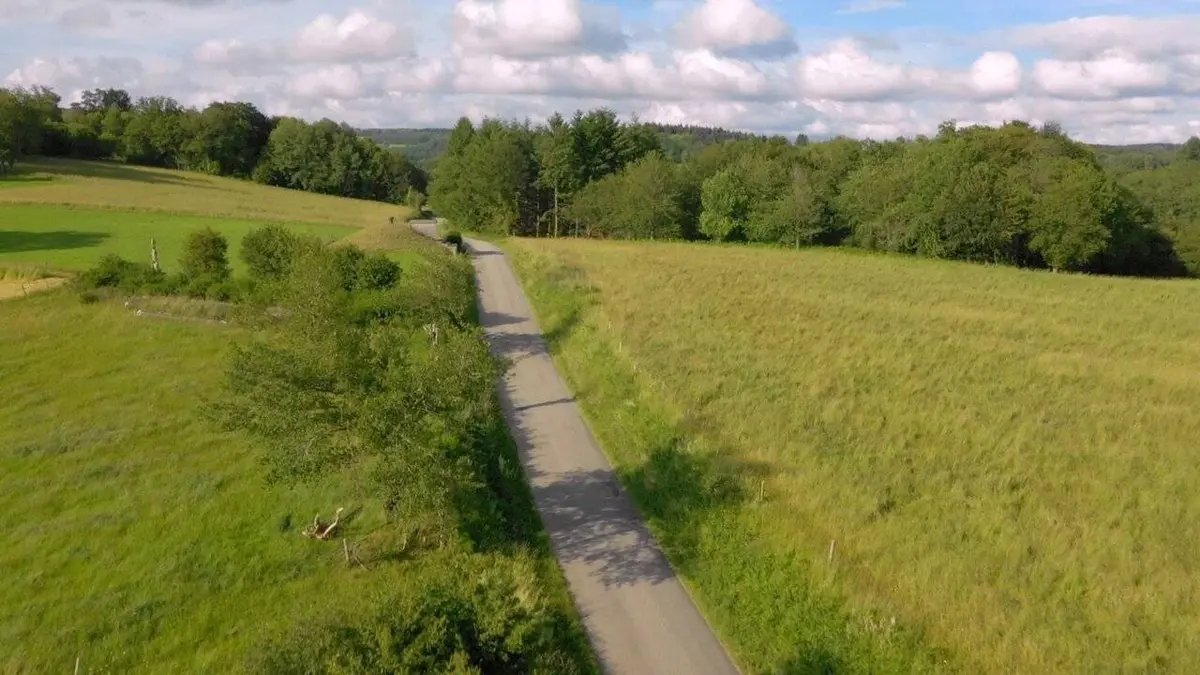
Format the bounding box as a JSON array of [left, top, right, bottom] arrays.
[[508, 238, 1200, 674], [0, 159, 427, 274], [0, 293, 397, 672]]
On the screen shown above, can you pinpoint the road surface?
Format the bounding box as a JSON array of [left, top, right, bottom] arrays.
[[411, 221, 740, 675]]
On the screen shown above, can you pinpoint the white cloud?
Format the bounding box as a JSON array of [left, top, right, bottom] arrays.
[[1031, 49, 1173, 99], [675, 0, 797, 59], [970, 51, 1022, 98], [452, 0, 626, 59], [1010, 14, 1200, 59], [796, 39, 944, 101], [5, 3, 1200, 144], [195, 10, 412, 67]]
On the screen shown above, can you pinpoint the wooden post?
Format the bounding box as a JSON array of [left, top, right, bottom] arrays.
[[150, 238, 160, 272]]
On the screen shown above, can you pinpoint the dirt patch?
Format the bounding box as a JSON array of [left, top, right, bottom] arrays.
[[0, 277, 67, 300]]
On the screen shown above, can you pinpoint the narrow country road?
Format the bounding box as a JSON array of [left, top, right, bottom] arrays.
[[411, 221, 740, 675]]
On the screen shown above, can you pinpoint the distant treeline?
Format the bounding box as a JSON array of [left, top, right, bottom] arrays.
[[430, 111, 1200, 276], [360, 122, 763, 169], [0, 86, 427, 205]]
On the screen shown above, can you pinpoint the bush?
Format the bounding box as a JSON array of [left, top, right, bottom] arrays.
[[76, 254, 165, 293], [250, 557, 586, 675], [356, 252, 401, 291], [331, 245, 367, 291], [180, 227, 231, 281], [241, 225, 299, 280]]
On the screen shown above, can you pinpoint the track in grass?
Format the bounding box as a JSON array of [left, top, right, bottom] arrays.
[[508, 237, 1200, 674]]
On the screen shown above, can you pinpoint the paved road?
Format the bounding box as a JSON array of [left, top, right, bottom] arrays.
[[411, 221, 740, 675]]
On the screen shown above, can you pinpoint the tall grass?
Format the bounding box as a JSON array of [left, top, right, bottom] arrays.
[[508, 237, 1200, 674]]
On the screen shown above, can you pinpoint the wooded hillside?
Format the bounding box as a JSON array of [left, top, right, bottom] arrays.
[[0, 86, 427, 207]]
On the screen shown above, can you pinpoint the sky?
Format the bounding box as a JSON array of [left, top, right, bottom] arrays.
[[2, 0, 1200, 143]]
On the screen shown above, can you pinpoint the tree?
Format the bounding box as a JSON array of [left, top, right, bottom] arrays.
[[181, 101, 272, 176], [699, 168, 750, 241], [756, 166, 823, 247], [1030, 159, 1113, 271], [180, 227, 231, 280], [241, 225, 299, 280], [617, 152, 683, 240], [76, 88, 132, 114], [1180, 137, 1200, 162], [535, 113, 578, 237]]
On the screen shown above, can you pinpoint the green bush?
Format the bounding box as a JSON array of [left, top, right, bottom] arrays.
[[241, 225, 300, 280], [181, 227, 231, 281], [249, 557, 585, 675], [356, 252, 401, 291], [76, 254, 165, 293], [331, 245, 367, 291]]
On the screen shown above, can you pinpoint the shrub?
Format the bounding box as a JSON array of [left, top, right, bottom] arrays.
[[249, 557, 585, 675], [331, 245, 367, 291], [76, 254, 165, 293], [241, 225, 299, 280], [180, 227, 231, 281], [356, 252, 401, 291]]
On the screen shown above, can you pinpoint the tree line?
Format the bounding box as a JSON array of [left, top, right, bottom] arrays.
[[0, 86, 427, 205], [430, 112, 1200, 276]]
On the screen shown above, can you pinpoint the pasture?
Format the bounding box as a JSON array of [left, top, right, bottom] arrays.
[[508, 238, 1200, 674], [0, 159, 427, 274], [0, 293, 402, 672]]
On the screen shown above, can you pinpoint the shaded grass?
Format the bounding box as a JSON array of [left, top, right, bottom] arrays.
[[0, 204, 352, 273], [508, 237, 1200, 674]]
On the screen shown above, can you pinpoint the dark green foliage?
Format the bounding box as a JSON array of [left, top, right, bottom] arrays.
[[250, 556, 588, 675], [76, 254, 166, 293], [255, 117, 423, 203], [0, 85, 420, 206], [331, 244, 367, 291], [240, 225, 300, 280], [180, 227, 231, 281], [357, 253, 401, 291]]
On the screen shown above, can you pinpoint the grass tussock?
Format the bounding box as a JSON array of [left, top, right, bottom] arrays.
[[508, 237, 1200, 674]]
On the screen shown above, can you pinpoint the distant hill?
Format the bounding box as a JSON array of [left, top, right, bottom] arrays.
[[357, 123, 772, 169], [359, 124, 1189, 175], [357, 128, 450, 170]]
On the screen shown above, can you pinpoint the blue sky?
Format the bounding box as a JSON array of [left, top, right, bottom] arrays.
[[2, 0, 1199, 142]]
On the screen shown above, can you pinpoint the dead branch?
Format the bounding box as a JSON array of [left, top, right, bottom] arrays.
[[301, 507, 344, 540]]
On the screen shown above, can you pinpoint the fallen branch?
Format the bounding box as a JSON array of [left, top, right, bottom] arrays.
[[302, 507, 344, 540]]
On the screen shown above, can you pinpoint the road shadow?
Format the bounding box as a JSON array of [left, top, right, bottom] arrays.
[[0, 230, 110, 253], [478, 308, 526, 329]]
